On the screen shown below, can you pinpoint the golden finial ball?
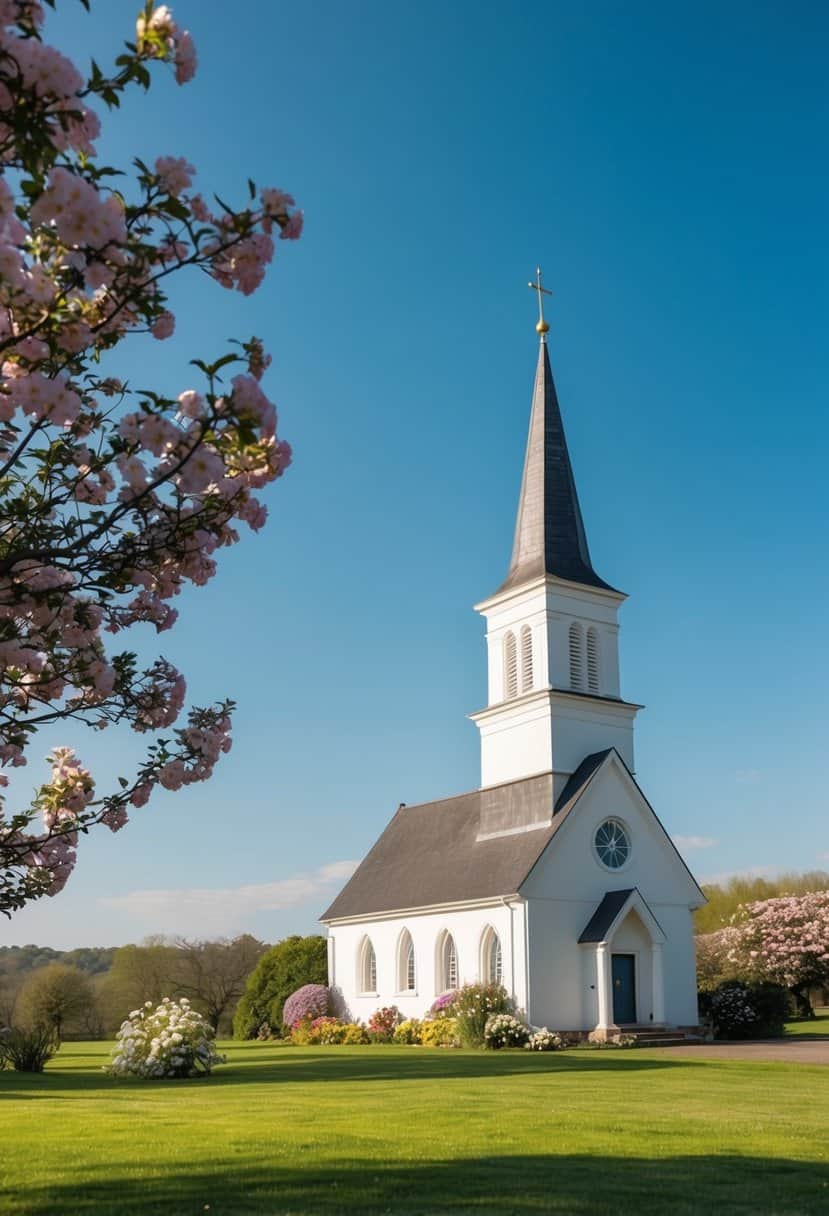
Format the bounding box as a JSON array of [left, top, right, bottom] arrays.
[[536, 319, 550, 335]]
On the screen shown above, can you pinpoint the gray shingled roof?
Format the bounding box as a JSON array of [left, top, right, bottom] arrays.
[[498, 340, 618, 595], [321, 751, 612, 922], [577, 889, 636, 943]]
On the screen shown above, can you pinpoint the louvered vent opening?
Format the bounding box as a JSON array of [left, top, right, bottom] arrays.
[[586, 627, 600, 694], [504, 631, 518, 699], [520, 624, 533, 693], [568, 622, 584, 690]]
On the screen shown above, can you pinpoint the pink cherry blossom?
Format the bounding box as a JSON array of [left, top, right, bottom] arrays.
[[155, 156, 195, 197], [150, 311, 175, 340]]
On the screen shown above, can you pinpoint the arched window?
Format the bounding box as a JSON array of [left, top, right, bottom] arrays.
[[480, 926, 503, 985], [437, 930, 458, 992], [568, 622, 584, 690], [520, 624, 533, 693], [503, 631, 518, 700], [358, 937, 377, 993], [586, 627, 600, 694], [397, 928, 416, 993]]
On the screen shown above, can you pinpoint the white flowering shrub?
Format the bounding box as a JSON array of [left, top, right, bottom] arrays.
[[525, 1027, 563, 1052], [483, 1012, 529, 1049], [107, 997, 226, 1079], [709, 985, 759, 1040]]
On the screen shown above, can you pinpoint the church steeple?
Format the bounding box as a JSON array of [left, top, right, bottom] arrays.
[[498, 334, 616, 595], [470, 278, 640, 793]]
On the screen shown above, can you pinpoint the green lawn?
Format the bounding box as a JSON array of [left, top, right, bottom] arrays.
[[785, 1010, 829, 1038], [1, 1041, 827, 1215]]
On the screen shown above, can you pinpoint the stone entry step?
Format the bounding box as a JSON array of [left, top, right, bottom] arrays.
[[622, 1026, 703, 1048]]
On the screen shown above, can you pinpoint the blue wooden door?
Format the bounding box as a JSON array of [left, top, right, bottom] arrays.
[[612, 954, 636, 1024]]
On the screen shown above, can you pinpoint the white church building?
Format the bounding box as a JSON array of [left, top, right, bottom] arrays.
[[321, 305, 704, 1038]]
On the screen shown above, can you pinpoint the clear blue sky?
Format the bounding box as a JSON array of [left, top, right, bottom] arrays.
[[3, 0, 827, 948]]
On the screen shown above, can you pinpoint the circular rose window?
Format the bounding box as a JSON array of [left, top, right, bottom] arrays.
[[594, 818, 631, 869]]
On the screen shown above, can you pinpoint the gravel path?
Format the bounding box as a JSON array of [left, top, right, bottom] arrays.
[[650, 1038, 829, 1064]]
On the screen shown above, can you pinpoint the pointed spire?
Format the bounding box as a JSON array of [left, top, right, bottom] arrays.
[[497, 338, 616, 594]]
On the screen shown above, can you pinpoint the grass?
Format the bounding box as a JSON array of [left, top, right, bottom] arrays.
[[785, 1009, 829, 1038], [1, 1040, 828, 1215]]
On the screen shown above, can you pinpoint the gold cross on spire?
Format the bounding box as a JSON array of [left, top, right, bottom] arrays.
[[528, 266, 551, 337]]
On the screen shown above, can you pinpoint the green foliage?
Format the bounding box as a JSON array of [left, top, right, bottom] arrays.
[[341, 1022, 369, 1044], [695, 871, 829, 934], [699, 981, 792, 1040], [232, 936, 327, 1039], [97, 940, 180, 1033], [290, 1017, 351, 1045], [452, 983, 512, 1047], [0, 1024, 59, 1072], [392, 1018, 422, 1045], [419, 1016, 459, 1047], [16, 964, 98, 1041]]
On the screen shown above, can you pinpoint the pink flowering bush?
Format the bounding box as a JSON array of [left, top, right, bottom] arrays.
[[726, 891, 829, 1017], [367, 1005, 400, 1042], [694, 926, 744, 992], [0, 2, 302, 914], [282, 984, 329, 1030]]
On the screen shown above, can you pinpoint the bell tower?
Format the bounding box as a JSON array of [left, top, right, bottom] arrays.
[[469, 272, 641, 796]]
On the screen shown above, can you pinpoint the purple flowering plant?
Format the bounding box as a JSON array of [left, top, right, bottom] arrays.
[[429, 991, 458, 1016], [282, 984, 329, 1029]]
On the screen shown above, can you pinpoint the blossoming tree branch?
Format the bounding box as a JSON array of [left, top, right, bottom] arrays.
[[0, 1, 302, 915]]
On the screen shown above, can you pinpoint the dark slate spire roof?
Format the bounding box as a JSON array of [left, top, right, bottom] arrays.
[[497, 339, 617, 594]]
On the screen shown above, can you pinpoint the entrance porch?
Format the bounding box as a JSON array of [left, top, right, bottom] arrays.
[[578, 888, 667, 1040]]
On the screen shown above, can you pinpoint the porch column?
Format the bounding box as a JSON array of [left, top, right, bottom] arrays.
[[595, 944, 613, 1029], [651, 942, 665, 1025]]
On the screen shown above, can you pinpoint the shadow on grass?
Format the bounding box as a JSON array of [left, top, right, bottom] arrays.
[[7, 1153, 829, 1215], [1, 1045, 694, 1097]]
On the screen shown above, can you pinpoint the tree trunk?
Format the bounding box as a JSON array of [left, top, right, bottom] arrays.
[[791, 984, 815, 1019]]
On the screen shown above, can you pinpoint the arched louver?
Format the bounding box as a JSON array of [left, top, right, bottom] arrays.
[[586, 627, 600, 694], [520, 624, 533, 693], [503, 630, 518, 700], [568, 622, 584, 691]]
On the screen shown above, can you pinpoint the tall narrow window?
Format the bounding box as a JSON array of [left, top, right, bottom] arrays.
[[397, 928, 416, 993], [503, 631, 518, 699], [586, 627, 600, 694], [520, 624, 533, 693], [359, 937, 377, 993], [438, 931, 458, 992], [481, 927, 503, 985], [569, 622, 584, 691]]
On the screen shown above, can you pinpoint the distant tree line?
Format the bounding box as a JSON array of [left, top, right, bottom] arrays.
[[694, 870, 829, 935], [0, 935, 269, 1040]]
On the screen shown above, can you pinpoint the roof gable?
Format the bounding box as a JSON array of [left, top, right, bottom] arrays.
[[518, 749, 705, 906]]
